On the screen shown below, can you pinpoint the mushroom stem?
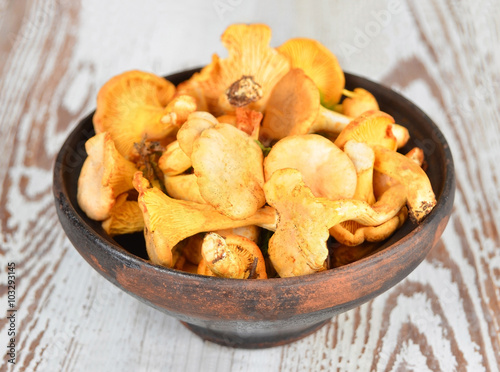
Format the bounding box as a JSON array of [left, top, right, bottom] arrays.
[[134, 173, 276, 267], [264, 168, 407, 277], [373, 145, 436, 223]]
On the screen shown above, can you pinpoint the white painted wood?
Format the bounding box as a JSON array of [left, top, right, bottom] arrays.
[[1, 0, 499, 371]]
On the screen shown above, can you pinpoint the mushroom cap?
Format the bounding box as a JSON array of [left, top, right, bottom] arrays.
[[196, 23, 291, 114], [176, 111, 218, 157], [191, 123, 266, 219], [334, 110, 398, 151], [164, 173, 205, 204], [264, 134, 357, 201], [263, 168, 332, 277], [278, 37, 345, 108], [133, 172, 276, 267], [77, 132, 138, 221], [260, 68, 320, 142], [372, 145, 436, 223], [201, 233, 267, 279], [158, 140, 192, 177], [341, 88, 379, 118], [93, 70, 177, 158], [101, 193, 144, 237]]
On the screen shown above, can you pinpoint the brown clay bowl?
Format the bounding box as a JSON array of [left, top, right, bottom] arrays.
[[53, 68, 455, 349]]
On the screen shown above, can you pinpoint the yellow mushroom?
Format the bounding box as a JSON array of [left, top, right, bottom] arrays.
[[160, 95, 197, 127], [330, 207, 408, 246], [192, 24, 290, 114], [277, 37, 345, 108], [334, 110, 398, 151], [198, 233, 267, 279], [340, 88, 379, 118], [344, 140, 376, 204], [164, 173, 205, 204], [373, 147, 425, 198], [158, 140, 192, 177], [264, 134, 357, 201], [133, 173, 276, 267], [101, 193, 144, 236], [77, 132, 138, 221], [176, 111, 218, 157], [216, 225, 260, 244], [264, 168, 407, 277], [93, 70, 177, 158], [260, 69, 409, 148], [373, 145, 436, 223], [191, 123, 266, 219]]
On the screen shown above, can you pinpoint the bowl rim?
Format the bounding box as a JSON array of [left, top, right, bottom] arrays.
[[53, 68, 455, 291]]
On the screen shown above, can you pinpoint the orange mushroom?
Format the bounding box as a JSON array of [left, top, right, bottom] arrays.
[[158, 140, 192, 177], [277, 37, 345, 108], [101, 193, 144, 236], [191, 123, 266, 219], [264, 134, 357, 201], [264, 168, 407, 277], [77, 132, 138, 221], [373, 145, 436, 223], [198, 233, 267, 279], [341, 88, 379, 117], [93, 70, 178, 158], [193, 23, 291, 114], [133, 173, 276, 267], [334, 110, 398, 151]]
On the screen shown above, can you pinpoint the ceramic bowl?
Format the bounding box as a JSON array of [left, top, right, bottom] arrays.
[[53, 68, 455, 348]]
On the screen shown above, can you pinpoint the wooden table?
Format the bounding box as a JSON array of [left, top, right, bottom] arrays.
[[1, 1, 499, 371]]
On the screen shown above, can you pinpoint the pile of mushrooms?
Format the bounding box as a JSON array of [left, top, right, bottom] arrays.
[[77, 23, 436, 278]]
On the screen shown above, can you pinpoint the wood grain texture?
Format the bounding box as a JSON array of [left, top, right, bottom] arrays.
[[1, 0, 499, 371]]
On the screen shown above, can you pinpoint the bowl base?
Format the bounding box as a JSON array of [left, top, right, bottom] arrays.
[[181, 318, 331, 349]]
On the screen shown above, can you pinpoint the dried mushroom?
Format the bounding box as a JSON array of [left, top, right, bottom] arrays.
[[93, 70, 177, 158], [264, 134, 357, 201], [198, 233, 267, 279], [191, 123, 266, 219], [77, 132, 138, 221], [277, 37, 345, 108]]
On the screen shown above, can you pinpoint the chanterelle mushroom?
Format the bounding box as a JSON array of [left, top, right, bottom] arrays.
[[77, 132, 138, 221], [189, 23, 290, 114], [264, 134, 357, 201], [341, 88, 379, 118], [133, 173, 276, 267], [191, 123, 266, 219], [93, 70, 178, 158], [373, 145, 436, 223], [264, 168, 407, 277], [199, 233, 267, 279], [334, 110, 398, 151], [329, 140, 408, 246], [277, 37, 345, 108], [101, 193, 144, 237]]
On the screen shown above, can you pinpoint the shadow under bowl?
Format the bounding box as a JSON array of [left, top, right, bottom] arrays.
[[53, 68, 455, 349]]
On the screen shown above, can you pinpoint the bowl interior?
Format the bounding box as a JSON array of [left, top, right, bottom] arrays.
[[53, 68, 455, 321]]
